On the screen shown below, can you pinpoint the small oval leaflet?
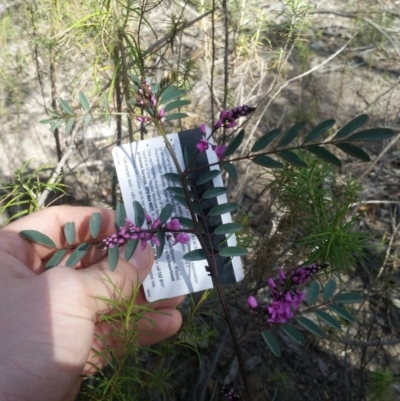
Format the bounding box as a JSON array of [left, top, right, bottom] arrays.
[[202, 187, 228, 199], [183, 249, 206, 261], [124, 239, 138, 261], [306, 145, 342, 167], [346, 128, 394, 142], [222, 162, 238, 180], [45, 249, 68, 269], [116, 202, 127, 228], [251, 128, 281, 152], [196, 170, 221, 186], [66, 242, 91, 267], [278, 122, 305, 147], [335, 142, 371, 162], [224, 129, 245, 157], [79, 91, 90, 112], [165, 112, 188, 122], [296, 316, 324, 338], [20, 230, 57, 249], [59, 98, 74, 115], [64, 222, 76, 245], [334, 114, 369, 139], [160, 203, 174, 224], [252, 155, 283, 169], [307, 281, 320, 305], [323, 279, 337, 301], [167, 186, 194, 199], [314, 310, 341, 330], [89, 212, 102, 239], [133, 200, 145, 227], [278, 150, 308, 167], [262, 331, 281, 357], [280, 323, 306, 346], [164, 99, 191, 112], [65, 117, 75, 135], [156, 232, 165, 259], [160, 88, 186, 105], [164, 172, 181, 183], [304, 119, 335, 143], [218, 246, 247, 257], [178, 217, 205, 233], [333, 292, 363, 304], [328, 304, 354, 322], [208, 203, 238, 216], [214, 222, 243, 235], [174, 196, 202, 215], [108, 245, 119, 271]]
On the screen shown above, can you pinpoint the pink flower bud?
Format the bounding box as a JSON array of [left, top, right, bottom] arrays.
[[151, 217, 162, 229], [196, 139, 209, 153], [158, 108, 165, 119], [173, 232, 190, 245], [247, 296, 258, 309], [214, 145, 227, 160], [200, 123, 206, 136], [165, 218, 181, 231]]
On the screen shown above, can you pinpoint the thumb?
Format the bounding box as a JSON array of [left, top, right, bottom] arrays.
[[79, 244, 154, 316]]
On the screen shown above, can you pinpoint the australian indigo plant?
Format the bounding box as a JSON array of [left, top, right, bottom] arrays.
[[30, 77, 394, 400]]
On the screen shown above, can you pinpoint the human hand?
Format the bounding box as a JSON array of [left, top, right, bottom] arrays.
[[0, 206, 184, 401]]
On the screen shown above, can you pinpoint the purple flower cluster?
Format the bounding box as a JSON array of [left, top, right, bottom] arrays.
[[134, 78, 164, 123], [214, 104, 256, 130], [221, 386, 241, 400], [196, 124, 227, 159], [101, 216, 190, 252], [246, 263, 328, 324]]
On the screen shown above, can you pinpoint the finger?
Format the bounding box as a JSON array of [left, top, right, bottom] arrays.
[[83, 307, 182, 375], [6, 206, 116, 260], [134, 287, 185, 309]]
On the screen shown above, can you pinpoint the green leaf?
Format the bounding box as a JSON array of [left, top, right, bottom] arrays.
[[208, 203, 238, 216], [196, 170, 221, 186], [164, 99, 191, 112], [251, 128, 281, 152], [164, 172, 181, 183], [59, 98, 74, 115], [183, 249, 206, 261], [45, 249, 67, 269], [222, 162, 238, 180], [304, 119, 335, 143], [314, 310, 341, 330], [328, 304, 354, 322], [335, 142, 371, 162], [167, 187, 194, 199], [89, 212, 102, 239], [278, 150, 308, 167], [64, 222, 76, 245], [262, 331, 281, 357], [280, 323, 306, 345], [202, 187, 228, 199], [323, 279, 337, 301], [160, 89, 186, 104], [296, 316, 324, 338], [165, 112, 188, 121], [306, 145, 342, 167], [50, 120, 63, 132], [224, 129, 245, 157], [278, 122, 305, 147], [66, 243, 91, 267], [84, 114, 92, 128], [334, 114, 369, 139], [346, 128, 395, 141], [333, 292, 363, 304], [124, 239, 138, 261], [108, 245, 119, 271], [307, 281, 320, 305], [218, 246, 247, 257], [252, 155, 283, 169], [39, 118, 59, 125], [79, 91, 90, 112], [178, 217, 205, 232], [214, 222, 243, 235], [155, 232, 165, 259], [133, 200, 145, 227], [160, 204, 174, 224], [174, 196, 202, 215], [116, 202, 127, 228], [65, 117, 75, 135], [20, 230, 57, 249]]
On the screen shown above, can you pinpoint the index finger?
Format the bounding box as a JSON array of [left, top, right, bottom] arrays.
[[5, 205, 116, 260]]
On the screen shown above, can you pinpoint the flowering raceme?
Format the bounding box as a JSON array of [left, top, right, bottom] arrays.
[[101, 215, 190, 251], [247, 263, 327, 325]]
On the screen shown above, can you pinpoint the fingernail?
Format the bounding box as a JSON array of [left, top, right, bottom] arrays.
[[128, 245, 153, 271]]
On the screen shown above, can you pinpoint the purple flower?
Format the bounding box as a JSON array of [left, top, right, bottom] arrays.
[[158, 108, 165, 119], [173, 232, 190, 245], [196, 138, 209, 152], [214, 104, 256, 130], [247, 296, 259, 309], [145, 213, 152, 224], [165, 218, 181, 231], [268, 278, 277, 290], [137, 116, 149, 123], [151, 95, 157, 107], [278, 269, 286, 284], [200, 123, 206, 136], [214, 145, 227, 160], [151, 217, 162, 229]]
